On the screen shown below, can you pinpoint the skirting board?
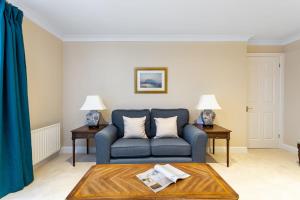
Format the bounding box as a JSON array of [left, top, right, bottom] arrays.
[[34, 152, 60, 170], [60, 146, 248, 154], [279, 143, 298, 153]]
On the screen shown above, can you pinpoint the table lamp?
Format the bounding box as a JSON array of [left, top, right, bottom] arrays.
[[80, 95, 106, 128], [196, 94, 221, 128]]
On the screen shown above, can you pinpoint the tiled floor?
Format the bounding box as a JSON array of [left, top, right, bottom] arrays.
[[3, 149, 300, 200]]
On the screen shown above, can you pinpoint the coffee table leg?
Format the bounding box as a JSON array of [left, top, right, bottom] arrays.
[[212, 138, 215, 154], [72, 138, 75, 167], [226, 138, 230, 167], [86, 138, 89, 154]]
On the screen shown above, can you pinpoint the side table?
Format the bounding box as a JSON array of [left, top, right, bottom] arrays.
[[194, 124, 232, 167], [71, 124, 107, 166]]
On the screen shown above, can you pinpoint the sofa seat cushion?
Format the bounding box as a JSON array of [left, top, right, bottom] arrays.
[[151, 138, 191, 156], [111, 138, 151, 158]]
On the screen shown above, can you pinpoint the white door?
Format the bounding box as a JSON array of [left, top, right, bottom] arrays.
[[247, 55, 280, 148]]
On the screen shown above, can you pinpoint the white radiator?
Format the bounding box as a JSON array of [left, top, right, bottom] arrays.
[[31, 123, 61, 165]]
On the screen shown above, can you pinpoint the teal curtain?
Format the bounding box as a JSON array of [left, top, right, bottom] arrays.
[[0, 1, 34, 198]]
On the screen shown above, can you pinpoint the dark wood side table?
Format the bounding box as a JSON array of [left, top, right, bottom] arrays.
[[71, 124, 108, 166], [194, 124, 232, 167]]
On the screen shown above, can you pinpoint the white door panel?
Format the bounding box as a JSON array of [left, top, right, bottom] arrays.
[[248, 113, 260, 139], [263, 112, 273, 139], [247, 56, 280, 148]]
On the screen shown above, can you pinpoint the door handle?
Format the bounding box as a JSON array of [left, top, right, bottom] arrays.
[[246, 106, 253, 112]]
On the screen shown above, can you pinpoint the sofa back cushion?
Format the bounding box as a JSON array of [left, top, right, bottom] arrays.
[[123, 116, 147, 138], [112, 109, 151, 138], [154, 116, 178, 138], [150, 109, 189, 138]]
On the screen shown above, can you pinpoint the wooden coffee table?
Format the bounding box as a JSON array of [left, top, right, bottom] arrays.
[[66, 163, 239, 200]]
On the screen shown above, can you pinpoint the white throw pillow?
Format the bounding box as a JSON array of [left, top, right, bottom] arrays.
[[123, 116, 147, 138], [154, 116, 178, 138]]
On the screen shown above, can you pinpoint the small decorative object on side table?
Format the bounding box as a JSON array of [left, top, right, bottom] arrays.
[[194, 124, 231, 167], [196, 94, 221, 128], [71, 124, 107, 166]]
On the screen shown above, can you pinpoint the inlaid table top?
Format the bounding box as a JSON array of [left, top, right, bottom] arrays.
[[66, 163, 239, 200]]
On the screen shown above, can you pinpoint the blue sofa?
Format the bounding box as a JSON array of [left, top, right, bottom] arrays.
[[95, 109, 207, 164]]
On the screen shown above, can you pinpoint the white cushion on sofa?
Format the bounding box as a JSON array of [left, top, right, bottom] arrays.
[[154, 116, 178, 138], [123, 116, 147, 138]]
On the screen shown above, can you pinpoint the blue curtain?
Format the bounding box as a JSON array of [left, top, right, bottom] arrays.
[[0, 1, 34, 198]]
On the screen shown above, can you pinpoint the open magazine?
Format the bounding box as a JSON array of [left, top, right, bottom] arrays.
[[136, 164, 190, 193]]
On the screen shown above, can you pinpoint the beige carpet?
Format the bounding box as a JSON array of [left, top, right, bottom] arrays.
[[3, 149, 300, 200]]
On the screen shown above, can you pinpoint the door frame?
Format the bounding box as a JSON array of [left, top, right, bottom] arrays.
[[247, 53, 285, 148]]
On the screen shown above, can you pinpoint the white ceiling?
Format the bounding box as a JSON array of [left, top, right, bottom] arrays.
[[9, 0, 300, 44]]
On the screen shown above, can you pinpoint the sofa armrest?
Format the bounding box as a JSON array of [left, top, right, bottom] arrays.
[[95, 125, 118, 164], [183, 124, 208, 162]]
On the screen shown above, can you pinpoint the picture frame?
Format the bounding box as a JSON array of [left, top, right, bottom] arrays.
[[135, 67, 168, 94]]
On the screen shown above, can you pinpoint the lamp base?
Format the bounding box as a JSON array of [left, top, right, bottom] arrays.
[[200, 109, 216, 126], [88, 125, 100, 129], [86, 110, 101, 128], [202, 124, 214, 128]]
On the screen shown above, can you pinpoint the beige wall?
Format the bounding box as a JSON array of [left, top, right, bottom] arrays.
[[21, 16, 300, 150], [283, 40, 300, 147], [63, 42, 248, 147], [247, 45, 284, 53], [23, 18, 63, 130]]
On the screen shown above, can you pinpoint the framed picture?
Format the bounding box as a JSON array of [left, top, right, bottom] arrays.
[[135, 67, 168, 94]]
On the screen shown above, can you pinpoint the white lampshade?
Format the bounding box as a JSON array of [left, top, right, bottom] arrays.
[[80, 95, 106, 111], [197, 94, 221, 110]]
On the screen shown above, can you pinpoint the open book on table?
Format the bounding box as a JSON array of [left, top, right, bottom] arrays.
[[136, 164, 190, 193]]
